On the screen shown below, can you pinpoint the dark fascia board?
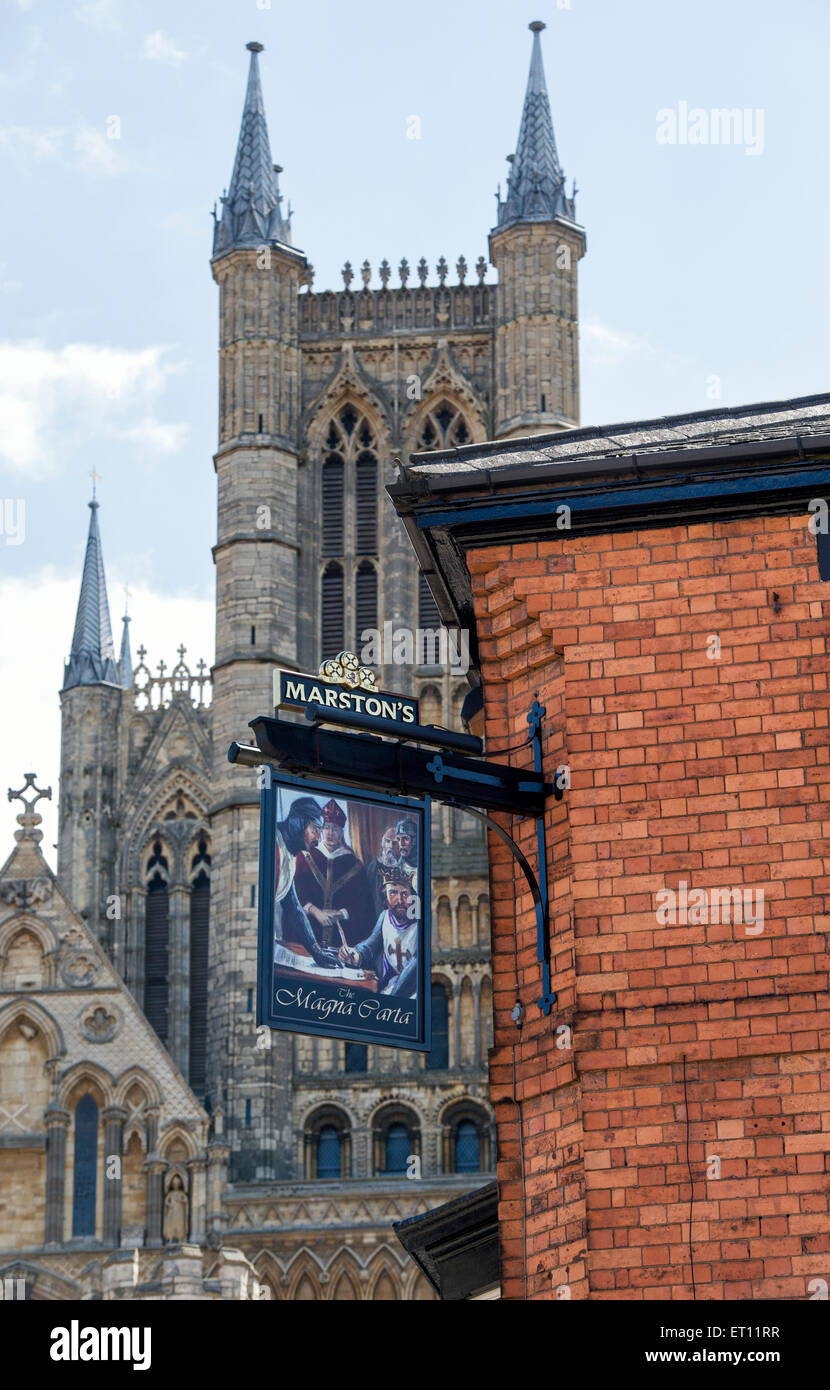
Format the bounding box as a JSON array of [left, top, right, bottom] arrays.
[[391, 430, 830, 505], [388, 440, 830, 661], [394, 1181, 499, 1300]]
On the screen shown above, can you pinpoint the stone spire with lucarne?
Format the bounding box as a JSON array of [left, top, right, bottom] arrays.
[[63, 498, 119, 690], [496, 21, 577, 230], [212, 41, 292, 256]]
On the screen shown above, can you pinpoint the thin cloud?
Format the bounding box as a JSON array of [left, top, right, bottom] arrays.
[[0, 340, 187, 475], [143, 31, 188, 66], [0, 125, 65, 160], [0, 120, 125, 174], [72, 0, 121, 31], [0, 568, 214, 869], [581, 316, 657, 368], [73, 120, 124, 174], [120, 418, 189, 453]]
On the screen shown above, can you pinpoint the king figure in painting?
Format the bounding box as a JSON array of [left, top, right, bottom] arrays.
[[338, 865, 420, 998]]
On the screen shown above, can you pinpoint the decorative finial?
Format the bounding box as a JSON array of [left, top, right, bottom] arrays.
[[360, 259, 371, 288], [379, 258, 391, 288], [476, 255, 487, 284], [341, 260, 353, 289], [89, 468, 101, 505], [123, 584, 131, 618], [529, 20, 546, 33], [456, 255, 468, 285], [398, 258, 409, 287], [246, 41, 264, 53], [8, 774, 52, 844], [436, 256, 448, 287], [417, 257, 428, 287]]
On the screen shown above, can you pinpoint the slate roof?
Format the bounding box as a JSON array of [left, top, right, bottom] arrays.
[[63, 501, 120, 690], [212, 42, 292, 257], [495, 21, 578, 233], [404, 392, 830, 484]]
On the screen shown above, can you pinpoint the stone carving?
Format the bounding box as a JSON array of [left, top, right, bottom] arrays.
[[60, 952, 100, 987], [163, 1174, 189, 1242], [0, 878, 53, 906], [81, 1003, 121, 1043]]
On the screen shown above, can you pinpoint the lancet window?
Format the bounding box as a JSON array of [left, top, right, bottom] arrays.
[[318, 405, 381, 660], [416, 398, 471, 451]]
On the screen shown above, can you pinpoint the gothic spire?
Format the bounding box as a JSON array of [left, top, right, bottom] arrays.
[[495, 21, 577, 231], [63, 500, 120, 690], [212, 41, 292, 258], [119, 613, 133, 690]]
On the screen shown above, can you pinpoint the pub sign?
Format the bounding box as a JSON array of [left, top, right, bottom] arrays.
[[256, 769, 432, 1051]]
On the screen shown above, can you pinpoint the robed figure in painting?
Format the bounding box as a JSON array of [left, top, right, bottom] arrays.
[[366, 823, 401, 919], [274, 796, 340, 968], [293, 798, 372, 947], [338, 865, 419, 997]]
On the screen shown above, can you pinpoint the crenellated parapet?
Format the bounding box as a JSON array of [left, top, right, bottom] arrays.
[[300, 257, 495, 340]]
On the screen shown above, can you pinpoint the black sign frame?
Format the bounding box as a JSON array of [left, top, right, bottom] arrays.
[[275, 668, 420, 726], [256, 770, 432, 1052]]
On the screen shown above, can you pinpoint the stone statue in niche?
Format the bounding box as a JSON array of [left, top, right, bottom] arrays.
[[163, 1173, 189, 1242]]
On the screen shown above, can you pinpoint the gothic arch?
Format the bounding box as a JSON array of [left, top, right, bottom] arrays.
[[159, 1122, 199, 1160], [252, 1249, 284, 1300], [114, 1066, 162, 1110], [405, 1267, 437, 1300], [59, 1060, 113, 1109], [0, 919, 57, 990], [0, 912, 59, 968], [284, 1247, 326, 1302], [120, 766, 211, 886], [0, 997, 64, 1069], [366, 1249, 404, 1301], [303, 347, 392, 453], [401, 341, 486, 448], [329, 1268, 360, 1301], [325, 1248, 364, 1302]]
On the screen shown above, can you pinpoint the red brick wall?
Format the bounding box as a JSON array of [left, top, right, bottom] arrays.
[[470, 514, 830, 1300]]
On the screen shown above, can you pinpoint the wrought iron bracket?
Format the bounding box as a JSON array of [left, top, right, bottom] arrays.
[[230, 699, 560, 1015]]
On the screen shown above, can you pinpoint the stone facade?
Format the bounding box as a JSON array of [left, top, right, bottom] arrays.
[[0, 792, 265, 1299], [2, 25, 585, 1299]]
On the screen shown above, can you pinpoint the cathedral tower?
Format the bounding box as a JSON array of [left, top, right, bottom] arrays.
[[490, 21, 586, 438], [209, 42, 308, 1179]]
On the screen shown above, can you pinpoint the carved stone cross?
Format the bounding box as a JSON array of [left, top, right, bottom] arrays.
[[8, 774, 52, 816]]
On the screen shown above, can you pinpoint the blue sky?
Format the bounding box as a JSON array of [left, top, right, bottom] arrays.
[[1, 0, 829, 855]]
